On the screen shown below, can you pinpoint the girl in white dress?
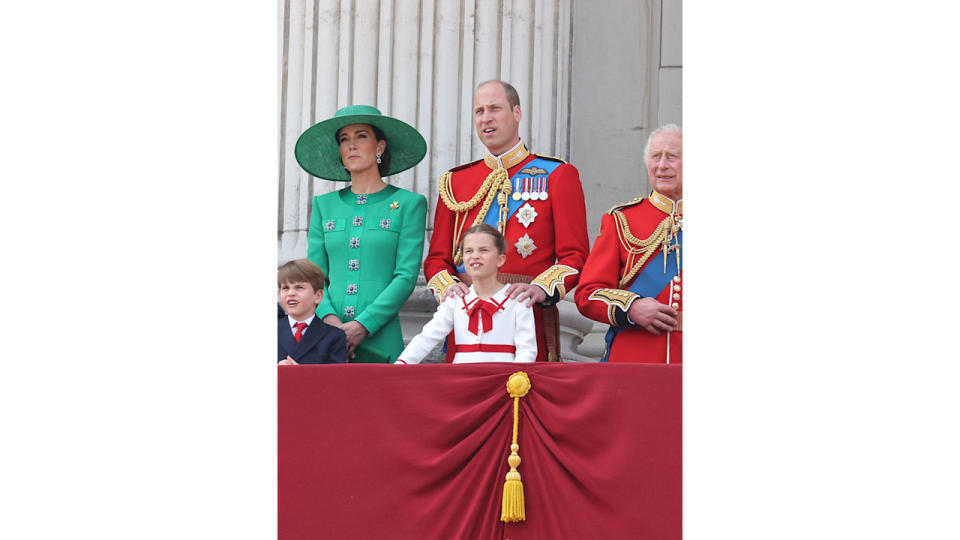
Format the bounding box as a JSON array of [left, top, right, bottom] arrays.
[[396, 224, 537, 364]]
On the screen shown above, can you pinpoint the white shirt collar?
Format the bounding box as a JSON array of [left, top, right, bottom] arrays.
[[288, 314, 315, 329]]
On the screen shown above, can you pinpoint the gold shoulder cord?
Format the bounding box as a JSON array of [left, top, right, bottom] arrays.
[[614, 211, 675, 288], [438, 168, 511, 265]]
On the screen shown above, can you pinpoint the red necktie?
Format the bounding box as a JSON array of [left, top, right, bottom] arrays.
[[294, 322, 308, 343], [466, 300, 500, 336]]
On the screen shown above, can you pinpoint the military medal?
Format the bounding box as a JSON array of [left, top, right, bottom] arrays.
[[530, 177, 540, 200], [512, 177, 522, 200], [521, 177, 530, 200], [539, 176, 548, 200]]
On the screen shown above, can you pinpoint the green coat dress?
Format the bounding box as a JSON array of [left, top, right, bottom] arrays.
[[307, 185, 427, 363]]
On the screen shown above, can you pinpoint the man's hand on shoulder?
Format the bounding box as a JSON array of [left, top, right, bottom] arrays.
[[444, 281, 470, 300], [506, 283, 547, 307]]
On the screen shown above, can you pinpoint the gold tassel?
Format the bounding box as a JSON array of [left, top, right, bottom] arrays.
[[501, 371, 531, 523], [497, 180, 511, 233]]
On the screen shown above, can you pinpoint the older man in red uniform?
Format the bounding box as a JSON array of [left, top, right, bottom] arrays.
[[424, 80, 589, 362], [575, 125, 682, 363]]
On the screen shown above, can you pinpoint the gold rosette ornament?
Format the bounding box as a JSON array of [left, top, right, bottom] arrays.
[[501, 371, 531, 522]]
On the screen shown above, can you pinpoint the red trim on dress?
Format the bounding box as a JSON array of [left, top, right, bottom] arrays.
[[453, 344, 517, 354]]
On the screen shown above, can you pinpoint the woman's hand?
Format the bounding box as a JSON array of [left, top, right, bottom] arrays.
[[323, 314, 344, 327], [341, 321, 369, 359], [322, 315, 355, 359]]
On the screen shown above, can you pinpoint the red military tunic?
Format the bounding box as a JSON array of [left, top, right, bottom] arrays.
[[575, 191, 682, 363], [424, 140, 589, 362]]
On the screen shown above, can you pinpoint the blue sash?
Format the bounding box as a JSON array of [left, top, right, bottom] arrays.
[[455, 157, 562, 273], [601, 229, 682, 362]]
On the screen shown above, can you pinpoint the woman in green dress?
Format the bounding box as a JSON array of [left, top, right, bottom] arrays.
[[294, 105, 428, 363]]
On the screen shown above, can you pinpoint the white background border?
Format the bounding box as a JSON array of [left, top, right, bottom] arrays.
[[2, 1, 959, 538]]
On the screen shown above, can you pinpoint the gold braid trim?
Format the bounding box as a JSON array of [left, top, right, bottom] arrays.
[[588, 288, 640, 326], [614, 211, 674, 288], [438, 170, 494, 212], [439, 167, 511, 265], [531, 265, 579, 300], [426, 270, 461, 304]]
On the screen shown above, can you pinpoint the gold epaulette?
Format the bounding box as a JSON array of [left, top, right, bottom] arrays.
[[531, 265, 579, 301], [534, 154, 567, 164], [447, 158, 484, 173], [606, 197, 644, 215]]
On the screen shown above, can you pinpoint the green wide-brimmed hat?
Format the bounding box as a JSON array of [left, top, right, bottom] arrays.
[[294, 105, 427, 181]]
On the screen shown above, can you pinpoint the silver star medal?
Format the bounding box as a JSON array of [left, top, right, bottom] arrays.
[[514, 233, 536, 258], [516, 202, 538, 228]]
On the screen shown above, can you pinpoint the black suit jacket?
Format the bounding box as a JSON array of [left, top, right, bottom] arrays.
[[278, 316, 347, 364]]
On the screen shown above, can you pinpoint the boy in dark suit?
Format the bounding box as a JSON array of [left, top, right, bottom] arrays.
[[278, 259, 347, 364]]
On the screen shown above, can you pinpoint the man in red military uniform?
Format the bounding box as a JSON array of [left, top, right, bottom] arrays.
[[424, 80, 589, 362], [575, 124, 682, 363]]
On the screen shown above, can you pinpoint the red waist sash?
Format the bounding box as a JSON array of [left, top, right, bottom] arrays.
[[453, 344, 516, 354]]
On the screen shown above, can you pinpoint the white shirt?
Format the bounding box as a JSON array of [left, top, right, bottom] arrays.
[[397, 284, 537, 364], [287, 314, 316, 337]]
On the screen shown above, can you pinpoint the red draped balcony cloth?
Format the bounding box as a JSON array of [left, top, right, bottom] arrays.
[[279, 363, 681, 539]]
